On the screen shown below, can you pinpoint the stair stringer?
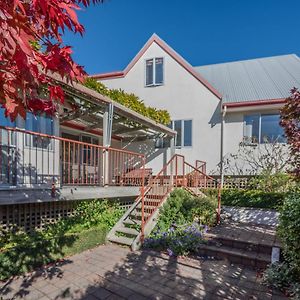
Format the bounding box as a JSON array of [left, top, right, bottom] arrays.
[[131, 188, 174, 251], [106, 196, 143, 243]]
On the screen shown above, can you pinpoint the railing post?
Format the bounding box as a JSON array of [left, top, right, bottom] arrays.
[[102, 103, 113, 186], [141, 156, 146, 242], [175, 155, 178, 187], [217, 182, 222, 224], [183, 157, 186, 187]]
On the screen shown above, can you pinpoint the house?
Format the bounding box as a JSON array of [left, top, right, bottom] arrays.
[[91, 34, 300, 175], [0, 72, 178, 231]]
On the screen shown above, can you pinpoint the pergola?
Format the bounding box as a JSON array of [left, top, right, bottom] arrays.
[[48, 72, 176, 150]]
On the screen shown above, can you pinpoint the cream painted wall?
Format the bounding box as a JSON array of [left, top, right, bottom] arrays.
[[101, 42, 222, 173]]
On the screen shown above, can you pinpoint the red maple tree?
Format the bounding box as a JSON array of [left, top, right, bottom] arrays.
[[0, 0, 102, 120], [280, 88, 300, 179]]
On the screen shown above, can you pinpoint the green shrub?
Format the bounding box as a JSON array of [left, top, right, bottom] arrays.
[[263, 188, 300, 299], [262, 262, 296, 290], [73, 199, 123, 230], [290, 283, 300, 300], [157, 188, 217, 230], [278, 188, 300, 277], [249, 172, 294, 193], [220, 189, 284, 209]]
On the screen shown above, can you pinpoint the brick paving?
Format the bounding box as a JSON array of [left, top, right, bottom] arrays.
[[0, 244, 287, 300]]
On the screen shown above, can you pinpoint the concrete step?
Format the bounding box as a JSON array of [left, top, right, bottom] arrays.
[[135, 206, 156, 215], [205, 234, 273, 255], [198, 243, 271, 269], [145, 194, 165, 199], [186, 187, 206, 197], [116, 226, 139, 237], [108, 235, 134, 246], [123, 218, 142, 226], [136, 203, 157, 210], [130, 210, 151, 220]]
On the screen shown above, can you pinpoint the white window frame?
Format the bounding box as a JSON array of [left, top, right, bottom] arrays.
[[171, 119, 193, 148], [25, 113, 54, 150], [243, 113, 286, 145], [145, 57, 164, 87]]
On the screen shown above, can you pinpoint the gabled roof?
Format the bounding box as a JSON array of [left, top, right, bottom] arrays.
[[90, 34, 222, 99], [194, 54, 300, 105]]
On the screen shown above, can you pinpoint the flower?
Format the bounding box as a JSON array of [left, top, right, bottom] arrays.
[[167, 248, 174, 256]]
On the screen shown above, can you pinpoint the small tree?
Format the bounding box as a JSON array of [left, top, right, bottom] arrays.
[[0, 0, 103, 120], [217, 141, 291, 192], [221, 141, 290, 176], [280, 88, 300, 179]]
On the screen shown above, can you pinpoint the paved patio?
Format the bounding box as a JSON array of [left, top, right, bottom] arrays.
[[0, 244, 286, 300]]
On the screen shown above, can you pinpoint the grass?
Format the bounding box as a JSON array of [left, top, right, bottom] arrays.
[[55, 225, 108, 258]]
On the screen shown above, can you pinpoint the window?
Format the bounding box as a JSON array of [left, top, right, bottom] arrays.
[[0, 107, 17, 146], [145, 57, 164, 86], [155, 119, 192, 148], [81, 135, 99, 164], [174, 120, 182, 147], [25, 112, 54, 149], [243, 113, 286, 144]]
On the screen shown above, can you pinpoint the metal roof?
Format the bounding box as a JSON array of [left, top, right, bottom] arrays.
[[194, 54, 300, 104]]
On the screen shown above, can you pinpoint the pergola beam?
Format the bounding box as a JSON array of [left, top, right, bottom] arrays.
[[113, 126, 147, 135]]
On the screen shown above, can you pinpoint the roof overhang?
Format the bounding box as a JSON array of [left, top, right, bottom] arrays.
[[222, 98, 286, 112], [90, 34, 222, 100], [47, 72, 176, 141]]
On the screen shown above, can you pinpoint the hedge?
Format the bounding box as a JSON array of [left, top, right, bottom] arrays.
[[221, 189, 285, 209], [202, 188, 284, 209]]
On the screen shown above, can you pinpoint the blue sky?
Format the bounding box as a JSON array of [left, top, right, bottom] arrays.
[[63, 0, 300, 75]]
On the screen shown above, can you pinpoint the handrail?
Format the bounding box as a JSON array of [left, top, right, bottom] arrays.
[[0, 125, 144, 157], [184, 161, 216, 181]]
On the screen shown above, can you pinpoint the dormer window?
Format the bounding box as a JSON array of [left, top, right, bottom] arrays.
[[145, 57, 164, 86]]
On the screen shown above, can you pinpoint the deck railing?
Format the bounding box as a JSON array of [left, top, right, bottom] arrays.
[[0, 126, 145, 187]]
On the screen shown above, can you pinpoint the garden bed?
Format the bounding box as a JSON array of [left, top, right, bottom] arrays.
[[143, 188, 217, 256], [0, 199, 122, 281]]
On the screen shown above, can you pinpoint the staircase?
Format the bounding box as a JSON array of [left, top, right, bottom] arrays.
[[199, 222, 281, 269], [107, 155, 220, 250]]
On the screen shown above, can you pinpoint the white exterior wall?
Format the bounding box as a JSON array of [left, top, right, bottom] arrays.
[[101, 42, 222, 173]]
